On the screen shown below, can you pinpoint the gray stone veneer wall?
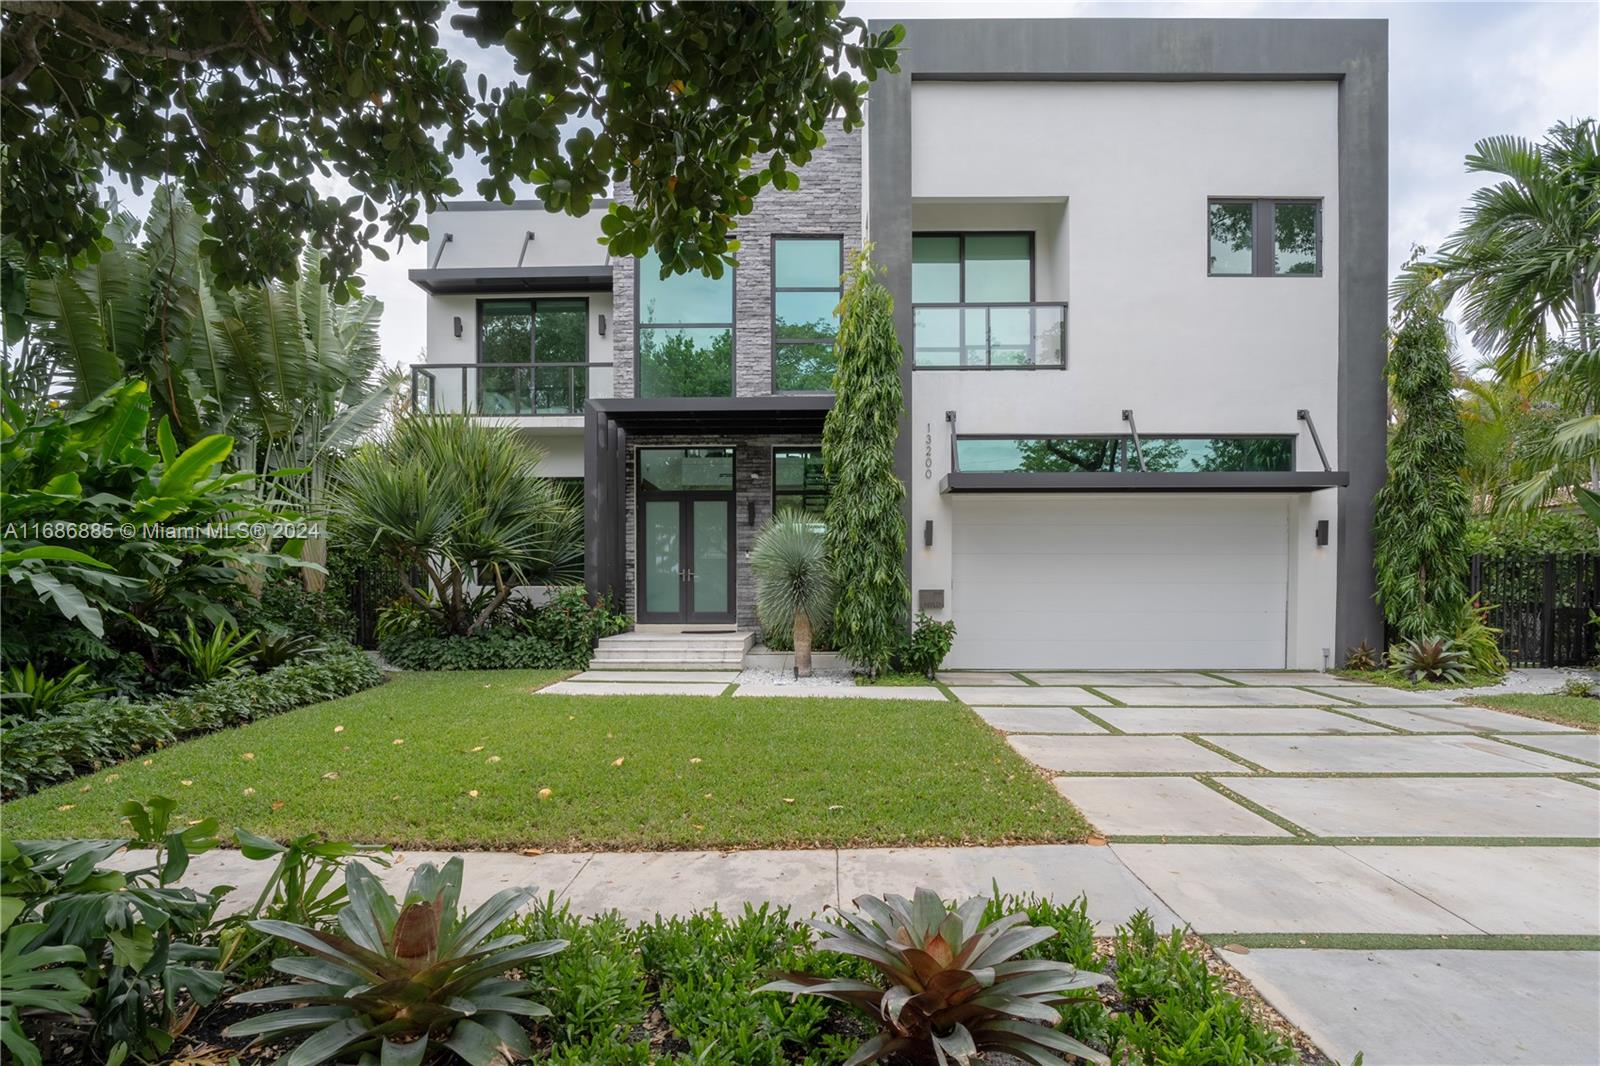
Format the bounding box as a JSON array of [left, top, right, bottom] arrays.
[[610, 119, 863, 399], [623, 435, 824, 628]]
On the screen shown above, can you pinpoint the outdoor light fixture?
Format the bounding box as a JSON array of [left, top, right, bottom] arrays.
[[452, 316, 463, 338], [1315, 519, 1329, 547], [924, 520, 933, 547], [598, 313, 607, 336]]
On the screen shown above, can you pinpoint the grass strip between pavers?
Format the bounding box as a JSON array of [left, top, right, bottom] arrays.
[[1079, 684, 1124, 707], [1109, 834, 1600, 847], [1193, 776, 1314, 837], [1485, 734, 1600, 770], [1070, 706, 1125, 735], [1204, 932, 1600, 951], [1197, 671, 1247, 686], [1183, 735, 1270, 772], [1563, 774, 1600, 791]]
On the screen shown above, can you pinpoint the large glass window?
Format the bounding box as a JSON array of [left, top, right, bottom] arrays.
[[477, 298, 587, 414], [956, 436, 1294, 474], [1208, 199, 1321, 277], [638, 447, 735, 492], [773, 447, 830, 515], [913, 233, 1048, 368], [637, 252, 733, 397], [773, 237, 841, 393]]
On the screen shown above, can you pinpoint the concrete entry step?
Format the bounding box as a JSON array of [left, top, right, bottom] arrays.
[[590, 630, 754, 670]]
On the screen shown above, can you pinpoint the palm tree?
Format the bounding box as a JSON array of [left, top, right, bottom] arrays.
[[751, 509, 836, 677], [1405, 119, 1600, 380]]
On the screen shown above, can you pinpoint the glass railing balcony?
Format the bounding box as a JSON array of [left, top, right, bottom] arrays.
[[912, 302, 1068, 369], [409, 362, 614, 416]]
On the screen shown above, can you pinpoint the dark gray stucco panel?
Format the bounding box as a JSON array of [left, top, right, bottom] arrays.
[[867, 16, 1388, 654]]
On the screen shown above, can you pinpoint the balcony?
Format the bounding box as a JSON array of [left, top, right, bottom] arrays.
[[410, 362, 614, 417], [912, 303, 1068, 369]]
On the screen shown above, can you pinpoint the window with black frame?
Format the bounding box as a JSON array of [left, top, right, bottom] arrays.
[[955, 436, 1295, 473], [477, 298, 587, 414], [1207, 199, 1322, 277], [772, 237, 842, 392], [637, 251, 734, 398], [772, 447, 830, 515], [911, 233, 1064, 368]]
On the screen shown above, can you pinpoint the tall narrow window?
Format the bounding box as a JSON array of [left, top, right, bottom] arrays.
[[477, 298, 589, 414], [1208, 199, 1322, 277], [772, 237, 842, 392], [636, 251, 734, 397]]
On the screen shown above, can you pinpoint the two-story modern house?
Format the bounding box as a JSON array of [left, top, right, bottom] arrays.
[[410, 17, 1388, 671]]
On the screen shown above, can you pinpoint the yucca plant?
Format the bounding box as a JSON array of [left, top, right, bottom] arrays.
[[751, 508, 836, 678], [1388, 636, 1470, 684], [169, 619, 259, 683], [759, 887, 1110, 1065], [1342, 641, 1381, 672], [0, 663, 112, 717], [225, 857, 566, 1066]]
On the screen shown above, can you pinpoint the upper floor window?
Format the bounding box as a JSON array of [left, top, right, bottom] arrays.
[[956, 435, 1294, 474], [773, 237, 842, 393], [1208, 199, 1322, 277], [912, 233, 1063, 369], [772, 446, 831, 515], [478, 298, 587, 414], [636, 251, 733, 398]]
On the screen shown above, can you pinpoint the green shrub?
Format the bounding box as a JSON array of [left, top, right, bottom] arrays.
[[0, 663, 111, 717], [898, 611, 957, 678], [1455, 597, 1509, 678], [1387, 636, 1471, 684], [1107, 911, 1296, 1065], [1466, 510, 1597, 557], [383, 587, 629, 671], [249, 572, 357, 641], [0, 645, 382, 796], [167, 620, 257, 684], [1558, 675, 1595, 698]]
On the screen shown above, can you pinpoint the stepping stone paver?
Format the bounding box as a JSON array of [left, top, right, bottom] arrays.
[[731, 681, 947, 701], [1226, 776, 1600, 838], [970, 706, 1106, 733], [936, 671, 1027, 686], [835, 844, 1181, 933], [1200, 733, 1589, 773], [1022, 671, 1228, 687], [1109, 844, 1479, 933], [538, 680, 729, 697], [573, 670, 742, 683], [1336, 703, 1581, 734], [1092, 706, 1390, 734], [1007, 735, 1244, 773], [1308, 686, 1471, 706], [563, 849, 838, 922], [1345, 846, 1600, 935], [1052, 777, 1291, 837], [1213, 671, 1369, 686], [1111, 686, 1343, 707], [947, 686, 1107, 706], [1225, 949, 1600, 1066], [1500, 732, 1600, 765]]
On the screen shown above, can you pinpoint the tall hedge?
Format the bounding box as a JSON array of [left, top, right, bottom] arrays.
[[1374, 300, 1472, 639], [822, 251, 909, 675]]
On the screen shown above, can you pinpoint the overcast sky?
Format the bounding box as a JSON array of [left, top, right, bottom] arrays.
[[277, 2, 1600, 370]]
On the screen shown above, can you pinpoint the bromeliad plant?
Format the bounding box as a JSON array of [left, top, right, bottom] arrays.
[[226, 857, 567, 1065], [759, 887, 1110, 1065], [169, 620, 259, 684], [1389, 636, 1471, 684]]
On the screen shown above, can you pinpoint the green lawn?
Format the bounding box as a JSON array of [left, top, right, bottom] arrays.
[[3, 671, 1086, 850], [1469, 693, 1600, 730]]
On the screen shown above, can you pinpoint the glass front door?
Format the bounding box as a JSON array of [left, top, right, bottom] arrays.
[[637, 448, 735, 623]]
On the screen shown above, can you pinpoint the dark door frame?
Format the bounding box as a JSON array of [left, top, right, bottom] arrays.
[[636, 485, 737, 625]]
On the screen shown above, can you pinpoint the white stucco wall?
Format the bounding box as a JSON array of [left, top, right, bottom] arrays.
[[907, 80, 1340, 668], [425, 203, 609, 270]]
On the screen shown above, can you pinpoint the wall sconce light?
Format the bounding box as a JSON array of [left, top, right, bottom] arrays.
[[598, 313, 607, 337], [1315, 519, 1329, 547], [452, 316, 463, 338], [924, 520, 933, 548], [747, 500, 756, 527]]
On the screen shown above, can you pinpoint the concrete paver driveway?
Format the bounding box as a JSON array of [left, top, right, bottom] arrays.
[[942, 668, 1600, 1065]]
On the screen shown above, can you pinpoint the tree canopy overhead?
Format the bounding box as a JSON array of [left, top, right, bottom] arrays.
[[0, 1, 900, 297]]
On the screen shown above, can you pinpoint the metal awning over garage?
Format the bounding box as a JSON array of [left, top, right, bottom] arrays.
[[940, 470, 1349, 493]]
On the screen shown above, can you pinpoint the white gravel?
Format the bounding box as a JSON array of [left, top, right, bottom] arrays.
[[734, 665, 857, 690]]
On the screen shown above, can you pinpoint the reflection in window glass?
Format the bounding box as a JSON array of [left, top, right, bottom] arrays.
[[1274, 202, 1319, 275], [1208, 202, 1255, 276], [955, 436, 1294, 473], [773, 237, 842, 393], [637, 251, 733, 325], [637, 251, 733, 397], [911, 236, 961, 302], [962, 234, 1031, 302], [773, 447, 830, 515], [639, 448, 735, 492]]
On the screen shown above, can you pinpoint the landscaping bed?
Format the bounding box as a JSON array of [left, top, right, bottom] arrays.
[[2, 670, 1086, 849], [1468, 693, 1600, 730]]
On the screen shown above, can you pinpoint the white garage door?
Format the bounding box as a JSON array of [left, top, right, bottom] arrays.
[[948, 496, 1289, 670]]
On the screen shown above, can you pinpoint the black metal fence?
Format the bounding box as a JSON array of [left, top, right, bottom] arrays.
[[1471, 553, 1600, 668]]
